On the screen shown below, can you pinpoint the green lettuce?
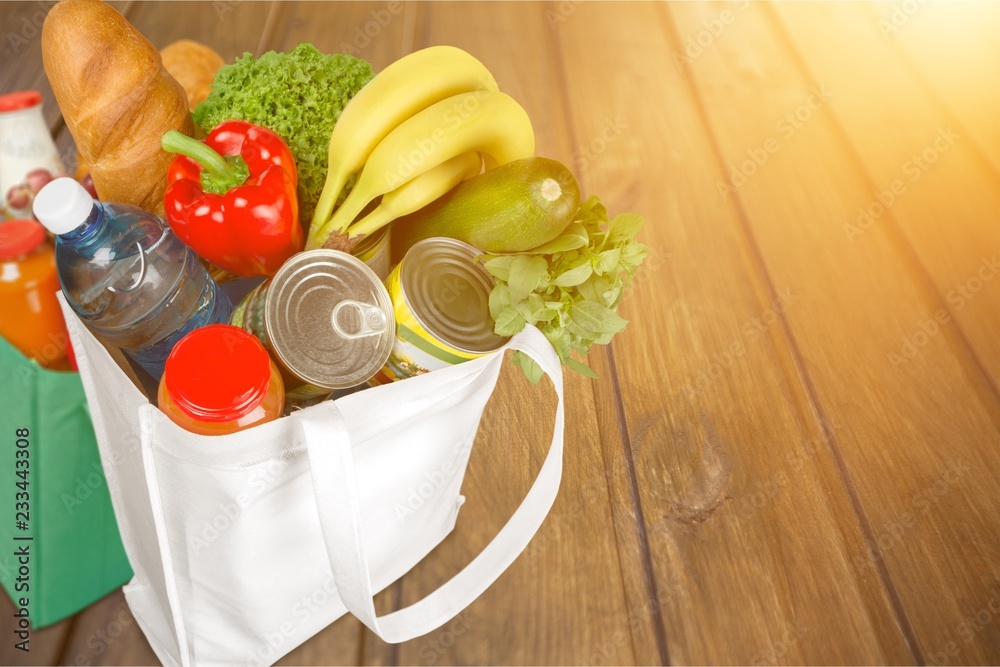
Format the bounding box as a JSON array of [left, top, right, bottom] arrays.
[[193, 43, 374, 226], [482, 195, 648, 382]]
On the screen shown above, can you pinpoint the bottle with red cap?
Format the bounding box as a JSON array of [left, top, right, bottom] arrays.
[[158, 324, 285, 436], [0, 90, 64, 218], [0, 219, 69, 369]]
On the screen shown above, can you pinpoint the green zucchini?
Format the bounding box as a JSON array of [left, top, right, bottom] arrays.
[[391, 157, 580, 255]]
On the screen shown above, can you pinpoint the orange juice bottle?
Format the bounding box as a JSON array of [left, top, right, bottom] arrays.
[[158, 324, 284, 436], [0, 219, 69, 368]]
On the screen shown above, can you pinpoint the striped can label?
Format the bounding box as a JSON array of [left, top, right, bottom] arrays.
[[373, 262, 482, 383], [372, 238, 507, 384]]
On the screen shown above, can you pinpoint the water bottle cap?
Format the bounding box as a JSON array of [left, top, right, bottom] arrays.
[[33, 177, 95, 235], [163, 324, 275, 423]]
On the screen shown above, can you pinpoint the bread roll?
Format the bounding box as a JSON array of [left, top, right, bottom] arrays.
[[41, 0, 193, 214], [161, 39, 225, 110]]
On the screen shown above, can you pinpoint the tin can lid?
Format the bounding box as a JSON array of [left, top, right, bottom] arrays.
[[265, 250, 395, 389], [401, 238, 509, 354]]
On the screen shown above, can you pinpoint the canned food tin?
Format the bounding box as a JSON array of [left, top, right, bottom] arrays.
[[231, 250, 395, 403], [352, 226, 391, 281], [373, 238, 508, 384]]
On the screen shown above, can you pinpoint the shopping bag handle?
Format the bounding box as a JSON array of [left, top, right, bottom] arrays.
[[301, 325, 564, 643]]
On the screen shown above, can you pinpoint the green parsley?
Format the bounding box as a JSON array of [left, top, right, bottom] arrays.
[[482, 195, 648, 382]]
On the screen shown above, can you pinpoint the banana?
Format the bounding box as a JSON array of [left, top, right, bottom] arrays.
[[318, 91, 535, 243], [308, 46, 499, 245], [348, 152, 483, 238]]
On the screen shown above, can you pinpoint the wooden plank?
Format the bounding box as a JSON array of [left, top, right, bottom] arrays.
[[876, 1, 1000, 176], [376, 3, 656, 665], [552, 2, 915, 663], [125, 0, 275, 62], [773, 0, 1000, 393], [670, 1, 1000, 663], [276, 616, 367, 667], [56, 591, 159, 665], [768, 6, 1000, 663], [266, 0, 418, 70]]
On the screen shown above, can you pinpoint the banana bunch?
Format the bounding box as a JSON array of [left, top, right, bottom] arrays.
[[306, 45, 535, 250]]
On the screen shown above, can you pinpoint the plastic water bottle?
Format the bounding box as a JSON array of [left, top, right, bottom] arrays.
[[33, 177, 233, 379]]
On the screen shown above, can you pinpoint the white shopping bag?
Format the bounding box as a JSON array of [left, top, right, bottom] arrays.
[[58, 294, 564, 667]]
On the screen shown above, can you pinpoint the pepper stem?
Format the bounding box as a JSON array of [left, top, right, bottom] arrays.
[[161, 130, 250, 195]]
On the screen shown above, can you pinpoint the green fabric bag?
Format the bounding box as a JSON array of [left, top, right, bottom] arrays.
[[0, 335, 132, 628]]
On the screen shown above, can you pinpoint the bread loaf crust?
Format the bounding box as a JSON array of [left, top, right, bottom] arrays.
[[42, 0, 194, 214], [160, 39, 225, 110]]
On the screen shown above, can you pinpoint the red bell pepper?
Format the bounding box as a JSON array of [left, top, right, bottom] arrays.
[[161, 121, 302, 277]]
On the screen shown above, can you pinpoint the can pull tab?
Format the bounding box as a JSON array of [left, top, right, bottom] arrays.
[[331, 300, 389, 340]]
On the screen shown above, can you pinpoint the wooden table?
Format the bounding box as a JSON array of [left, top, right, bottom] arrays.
[[3, 1, 1000, 664]]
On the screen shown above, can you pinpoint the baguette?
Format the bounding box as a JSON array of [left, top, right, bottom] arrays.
[[41, 0, 193, 214]]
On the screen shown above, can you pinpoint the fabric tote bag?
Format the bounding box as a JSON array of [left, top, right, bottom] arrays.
[[59, 293, 564, 666], [0, 334, 132, 628]]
